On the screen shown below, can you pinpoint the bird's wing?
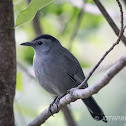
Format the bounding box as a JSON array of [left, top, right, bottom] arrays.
[[62, 47, 88, 88]]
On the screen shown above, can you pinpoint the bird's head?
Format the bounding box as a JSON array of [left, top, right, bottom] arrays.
[[20, 34, 60, 55]]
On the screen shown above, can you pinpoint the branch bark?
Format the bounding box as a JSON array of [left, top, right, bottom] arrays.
[[0, 0, 16, 125], [28, 54, 126, 126]]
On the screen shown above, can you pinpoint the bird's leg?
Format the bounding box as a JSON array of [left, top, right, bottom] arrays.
[[49, 96, 58, 116], [49, 94, 66, 115]]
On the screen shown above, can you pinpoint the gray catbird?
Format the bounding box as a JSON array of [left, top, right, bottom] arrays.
[[21, 34, 107, 122]]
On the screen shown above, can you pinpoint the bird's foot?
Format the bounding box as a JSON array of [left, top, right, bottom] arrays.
[[49, 96, 62, 116]]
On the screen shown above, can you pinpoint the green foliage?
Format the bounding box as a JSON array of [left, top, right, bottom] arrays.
[[21, 47, 34, 65], [62, 7, 80, 35], [77, 13, 103, 41], [86, 0, 94, 4], [16, 72, 22, 91], [15, 0, 53, 26], [80, 62, 90, 68]]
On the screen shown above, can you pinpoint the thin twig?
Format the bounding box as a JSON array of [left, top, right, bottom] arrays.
[[93, 0, 126, 46], [78, 0, 125, 89], [116, 0, 124, 29]]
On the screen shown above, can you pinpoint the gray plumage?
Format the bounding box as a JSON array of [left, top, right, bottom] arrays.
[[33, 42, 86, 96], [21, 34, 107, 122]]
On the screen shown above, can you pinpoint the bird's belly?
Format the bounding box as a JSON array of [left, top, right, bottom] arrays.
[[41, 71, 68, 96]]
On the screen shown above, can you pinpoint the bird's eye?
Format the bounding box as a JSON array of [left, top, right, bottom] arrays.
[[38, 41, 42, 45]]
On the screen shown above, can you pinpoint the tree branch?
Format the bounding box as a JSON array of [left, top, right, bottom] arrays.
[[93, 0, 126, 46], [27, 54, 126, 126]]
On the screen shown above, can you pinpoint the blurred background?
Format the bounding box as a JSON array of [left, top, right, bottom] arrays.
[[14, 0, 126, 126]]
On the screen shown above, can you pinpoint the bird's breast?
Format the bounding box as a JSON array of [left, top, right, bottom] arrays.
[[33, 55, 66, 96]]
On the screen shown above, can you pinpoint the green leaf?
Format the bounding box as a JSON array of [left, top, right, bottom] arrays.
[[15, 0, 53, 27]]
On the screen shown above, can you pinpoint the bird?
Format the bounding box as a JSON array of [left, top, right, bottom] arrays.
[[21, 34, 107, 122]]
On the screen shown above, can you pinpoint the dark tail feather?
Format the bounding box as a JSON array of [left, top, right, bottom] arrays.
[[82, 96, 107, 123]]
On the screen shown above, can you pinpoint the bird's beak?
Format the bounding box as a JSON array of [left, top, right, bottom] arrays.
[[20, 42, 32, 46]]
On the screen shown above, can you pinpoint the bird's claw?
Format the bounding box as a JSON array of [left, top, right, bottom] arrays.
[[49, 96, 61, 116]]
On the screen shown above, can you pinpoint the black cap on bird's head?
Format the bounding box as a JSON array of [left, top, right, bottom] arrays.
[[33, 34, 58, 42], [20, 34, 60, 46]]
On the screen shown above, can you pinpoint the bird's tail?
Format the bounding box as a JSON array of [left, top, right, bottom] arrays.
[[82, 96, 107, 123]]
